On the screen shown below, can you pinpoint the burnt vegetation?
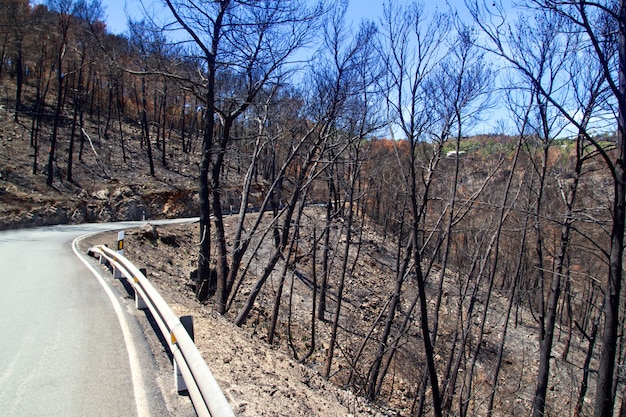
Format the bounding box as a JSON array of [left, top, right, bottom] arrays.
[[1, 0, 626, 416]]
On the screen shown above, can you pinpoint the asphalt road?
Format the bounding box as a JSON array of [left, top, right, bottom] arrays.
[[0, 221, 196, 417]]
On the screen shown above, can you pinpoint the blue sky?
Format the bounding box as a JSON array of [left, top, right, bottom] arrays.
[[101, 0, 471, 35], [95, 0, 516, 135], [102, 0, 142, 34]]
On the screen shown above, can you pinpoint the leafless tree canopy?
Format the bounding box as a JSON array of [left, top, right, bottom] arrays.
[[3, 0, 626, 414]]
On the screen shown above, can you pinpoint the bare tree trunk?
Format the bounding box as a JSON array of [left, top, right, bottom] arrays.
[[234, 143, 320, 327], [67, 50, 86, 183], [115, 79, 126, 163], [268, 194, 309, 344], [324, 166, 358, 379], [595, 4, 626, 415], [31, 59, 50, 175], [533, 144, 582, 417], [486, 253, 522, 417], [223, 96, 273, 308], [233, 203, 295, 328], [139, 77, 155, 176], [0, 37, 6, 81], [407, 151, 442, 416], [47, 56, 65, 186], [210, 117, 232, 314], [317, 171, 336, 321], [162, 0, 229, 302], [196, 106, 215, 299], [14, 40, 22, 121], [366, 216, 411, 400], [161, 84, 167, 167], [300, 226, 319, 363], [575, 310, 601, 417], [67, 80, 79, 183], [485, 130, 529, 416]]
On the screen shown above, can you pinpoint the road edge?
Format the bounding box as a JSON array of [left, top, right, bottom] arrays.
[[72, 234, 151, 417]]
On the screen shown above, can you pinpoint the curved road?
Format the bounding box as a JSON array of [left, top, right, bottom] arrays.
[[0, 221, 196, 417]]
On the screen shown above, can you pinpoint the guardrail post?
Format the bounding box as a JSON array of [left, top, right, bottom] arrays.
[[114, 231, 124, 278], [175, 315, 194, 393], [135, 268, 148, 309]]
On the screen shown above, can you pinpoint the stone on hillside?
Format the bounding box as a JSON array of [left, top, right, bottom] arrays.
[[140, 223, 159, 240], [94, 189, 109, 200], [112, 186, 133, 200]]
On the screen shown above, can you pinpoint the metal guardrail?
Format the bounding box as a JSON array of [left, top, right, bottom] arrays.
[[88, 244, 235, 417]]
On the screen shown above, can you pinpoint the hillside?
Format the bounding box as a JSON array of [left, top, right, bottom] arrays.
[[0, 71, 618, 415], [0, 86, 200, 229], [77, 208, 595, 416], [80, 224, 401, 416], [0, 3, 622, 409], [0, 77, 403, 415]]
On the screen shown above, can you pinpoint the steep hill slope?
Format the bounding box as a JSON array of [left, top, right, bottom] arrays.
[[0, 78, 606, 416]]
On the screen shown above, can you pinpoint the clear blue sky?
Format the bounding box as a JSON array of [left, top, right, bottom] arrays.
[[102, 0, 142, 34]]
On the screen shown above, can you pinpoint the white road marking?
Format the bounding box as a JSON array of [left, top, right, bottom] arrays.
[[72, 235, 150, 417]]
